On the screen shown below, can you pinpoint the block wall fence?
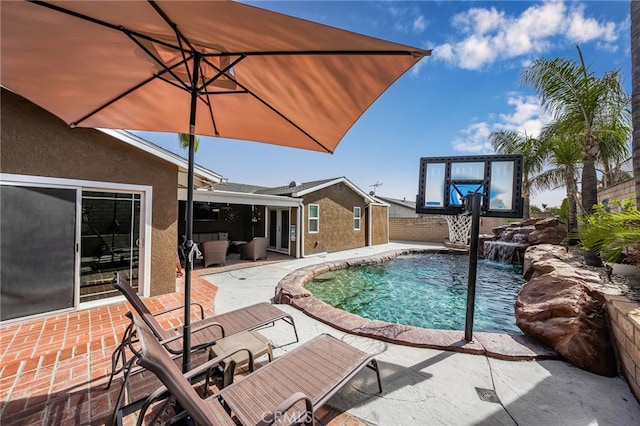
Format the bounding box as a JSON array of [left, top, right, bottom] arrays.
[[598, 178, 637, 207], [599, 178, 639, 402], [606, 296, 640, 403], [389, 215, 522, 242]]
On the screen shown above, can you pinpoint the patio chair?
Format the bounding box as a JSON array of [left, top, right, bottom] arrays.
[[201, 239, 230, 267], [240, 236, 269, 261], [110, 311, 227, 426], [107, 273, 299, 386], [130, 312, 383, 426]]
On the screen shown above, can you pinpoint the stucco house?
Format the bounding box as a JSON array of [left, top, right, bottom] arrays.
[[0, 89, 224, 321], [214, 178, 389, 256], [1, 90, 390, 322]]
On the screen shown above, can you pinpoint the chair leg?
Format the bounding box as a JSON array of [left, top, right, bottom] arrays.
[[368, 359, 383, 393], [105, 321, 134, 390], [110, 356, 137, 426]]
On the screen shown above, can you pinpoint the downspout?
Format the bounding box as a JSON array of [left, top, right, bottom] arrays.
[[367, 203, 372, 246], [386, 203, 390, 243], [298, 201, 304, 257]]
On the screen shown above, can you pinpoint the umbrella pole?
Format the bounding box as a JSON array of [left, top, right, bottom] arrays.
[[182, 54, 201, 373]]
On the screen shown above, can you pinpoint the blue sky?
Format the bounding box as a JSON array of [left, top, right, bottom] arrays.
[[134, 0, 632, 208]]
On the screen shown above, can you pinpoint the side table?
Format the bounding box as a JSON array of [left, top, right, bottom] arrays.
[[210, 330, 273, 388]]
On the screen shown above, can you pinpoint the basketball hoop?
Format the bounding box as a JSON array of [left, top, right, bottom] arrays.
[[444, 213, 472, 249]]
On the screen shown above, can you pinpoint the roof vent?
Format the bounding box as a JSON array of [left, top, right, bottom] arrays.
[[289, 181, 300, 188]]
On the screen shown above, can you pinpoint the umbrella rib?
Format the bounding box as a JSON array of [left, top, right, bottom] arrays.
[[124, 32, 192, 92], [148, 0, 199, 53], [31, 1, 185, 52], [147, 0, 199, 87], [200, 65, 332, 152], [31, 2, 430, 62], [200, 92, 220, 137], [198, 55, 246, 92], [71, 59, 191, 127], [203, 50, 429, 58], [195, 55, 331, 151]]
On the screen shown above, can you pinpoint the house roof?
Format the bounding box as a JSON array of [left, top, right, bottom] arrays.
[[376, 195, 416, 209], [98, 129, 224, 188], [97, 130, 382, 207], [214, 177, 381, 204]]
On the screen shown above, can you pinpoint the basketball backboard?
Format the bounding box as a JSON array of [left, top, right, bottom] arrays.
[[416, 154, 523, 218]]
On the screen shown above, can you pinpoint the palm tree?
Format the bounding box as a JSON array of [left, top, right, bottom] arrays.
[[521, 45, 631, 214], [488, 130, 545, 219], [533, 129, 582, 236], [178, 133, 200, 152], [632, 0, 640, 207]]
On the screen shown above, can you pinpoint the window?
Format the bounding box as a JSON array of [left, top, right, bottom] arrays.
[[353, 207, 361, 230], [193, 202, 220, 221], [308, 204, 319, 233]]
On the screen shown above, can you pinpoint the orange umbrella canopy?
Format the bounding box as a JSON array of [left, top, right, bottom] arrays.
[[1, 0, 429, 153]]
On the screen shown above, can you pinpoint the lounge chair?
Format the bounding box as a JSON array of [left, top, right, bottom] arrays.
[[109, 311, 221, 426], [240, 237, 269, 261], [108, 273, 298, 385], [131, 312, 383, 426], [201, 239, 230, 267]]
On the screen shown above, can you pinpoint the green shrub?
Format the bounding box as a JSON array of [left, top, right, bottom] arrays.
[[557, 198, 569, 225], [578, 198, 640, 265]]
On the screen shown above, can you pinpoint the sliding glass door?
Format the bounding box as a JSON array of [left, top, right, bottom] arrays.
[[267, 208, 290, 253], [1, 185, 76, 320], [80, 191, 141, 302]]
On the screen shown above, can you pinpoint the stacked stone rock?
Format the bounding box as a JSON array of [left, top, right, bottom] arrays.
[[515, 244, 623, 377], [480, 217, 568, 262]]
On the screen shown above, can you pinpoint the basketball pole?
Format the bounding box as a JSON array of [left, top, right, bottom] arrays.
[[464, 192, 482, 342]]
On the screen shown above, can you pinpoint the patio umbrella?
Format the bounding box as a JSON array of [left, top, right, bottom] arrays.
[[1, 0, 430, 370]]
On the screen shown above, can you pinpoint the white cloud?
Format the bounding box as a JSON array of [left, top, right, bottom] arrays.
[[455, 35, 497, 70], [451, 94, 553, 153], [413, 15, 426, 33], [452, 7, 505, 35], [434, 0, 622, 70], [452, 122, 494, 153], [566, 6, 618, 43], [383, 3, 428, 34], [433, 43, 455, 62], [498, 95, 553, 136]]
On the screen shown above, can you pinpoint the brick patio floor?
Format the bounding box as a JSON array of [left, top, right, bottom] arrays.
[[0, 270, 364, 425]]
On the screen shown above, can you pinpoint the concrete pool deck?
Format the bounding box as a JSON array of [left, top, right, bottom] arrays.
[[201, 241, 640, 425]]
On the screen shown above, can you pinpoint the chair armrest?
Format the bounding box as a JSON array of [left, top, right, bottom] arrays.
[[152, 302, 205, 320], [164, 320, 226, 348], [183, 345, 255, 382], [190, 320, 225, 337], [134, 346, 255, 426], [257, 392, 314, 426]]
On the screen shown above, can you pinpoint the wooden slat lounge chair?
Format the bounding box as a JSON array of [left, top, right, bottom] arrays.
[[131, 312, 383, 426], [107, 273, 298, 387]]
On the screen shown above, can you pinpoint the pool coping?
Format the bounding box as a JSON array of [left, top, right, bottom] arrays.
[[275, 247, 559, 361]]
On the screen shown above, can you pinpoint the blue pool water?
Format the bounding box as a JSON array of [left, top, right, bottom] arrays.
[[306, 253, 525, 334]]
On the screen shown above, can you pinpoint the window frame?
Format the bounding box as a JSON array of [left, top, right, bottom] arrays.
[[353, 206, 361, 230], [308, 203, 319, 233]]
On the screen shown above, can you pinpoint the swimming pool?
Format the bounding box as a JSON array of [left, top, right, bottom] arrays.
[[305, 253, 525, 334]]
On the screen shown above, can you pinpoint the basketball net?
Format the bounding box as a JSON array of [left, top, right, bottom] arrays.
[[444, 213, 472, 245]]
